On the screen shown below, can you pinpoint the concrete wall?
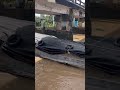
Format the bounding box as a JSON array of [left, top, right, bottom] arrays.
[[36, 29, 73, 40], [35, 0, 69, 15]]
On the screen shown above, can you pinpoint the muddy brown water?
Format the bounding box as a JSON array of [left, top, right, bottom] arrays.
[[0, 72, 34, 90], [73, 34, 85, 42], [35, 58, 85, 90]]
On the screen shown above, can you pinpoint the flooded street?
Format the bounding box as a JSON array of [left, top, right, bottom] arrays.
[[0, 72, 34, 90], [35, 57, 85, 90], [73, 34, 85, 42]]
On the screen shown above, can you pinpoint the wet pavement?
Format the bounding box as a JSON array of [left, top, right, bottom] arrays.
[[35, 57, 85, 90]]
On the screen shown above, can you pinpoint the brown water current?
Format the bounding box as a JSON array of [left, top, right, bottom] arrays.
[[35, 58, 85, 90]]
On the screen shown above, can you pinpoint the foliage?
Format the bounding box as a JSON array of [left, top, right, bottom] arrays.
[[35, 15, 56, 29]]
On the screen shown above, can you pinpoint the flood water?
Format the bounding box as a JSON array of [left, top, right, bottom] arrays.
[[35, 58, 85, 90], [0, 72, 34, 90]]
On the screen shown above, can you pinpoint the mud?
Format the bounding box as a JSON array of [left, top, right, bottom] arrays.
[[35, 58, 85, 90]]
